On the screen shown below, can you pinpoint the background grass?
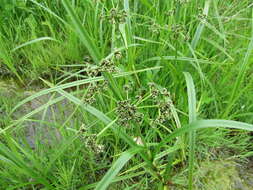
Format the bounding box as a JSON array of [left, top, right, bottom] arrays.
[[1, 0, 253, 189]]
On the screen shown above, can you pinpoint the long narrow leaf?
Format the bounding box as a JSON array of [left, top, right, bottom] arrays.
[[95, 148, 140, 190], [158, 119, 253, 148], [223, 12, 253, 117], [183, 72, 197, 190], [184, 72, 197, 122], [191, 0, 211, 49], [62, 0, 101, 63], [11, 37, 58, 52], [11, 67, 161, 114]]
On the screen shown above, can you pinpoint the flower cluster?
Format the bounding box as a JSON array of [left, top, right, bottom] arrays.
[[0, 64, 11, 77], [171, 24, 185, 39], [84, 135, 105, 154], [86, 59, 117, 78], [100, 59, 117, 72], [166, 9, 175, 17], [84, 81, 108, 104], [114, 51, 122, 60], [116, 99, 143, 126], [149, 84, 174, 125], [149, 22, 161, 34], [177, 0, 190, 4], [155, 99, 173, 124], [170, 24, 190, 41], [197, 8, 207, 21], [101, 8, 127, 24]]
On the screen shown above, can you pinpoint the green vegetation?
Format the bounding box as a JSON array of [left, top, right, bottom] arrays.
[[1, 0, 253, 189]]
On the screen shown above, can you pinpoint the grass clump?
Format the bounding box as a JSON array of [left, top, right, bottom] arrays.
[[1, 0, 253, 189]]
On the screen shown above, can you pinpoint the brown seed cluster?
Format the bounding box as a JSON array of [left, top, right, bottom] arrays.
[[197, 8, 207, 21], [150, 22, 160, 34], [114, 51, 122, 60], [114, 82, 174, 127], [0, 64, 11, 77], [177, 0, 190, 4], [85, 59, 117, 78], [101, 8, 128, 24], [166, 9, 175, 17], [84, 135, 105, 154], [100, 59, 117, 72], [155, 99, 173, 124], [116, 99, 143, 126], [149, 84, 174, 125], [170, 24, 191, 41], [84, 81, 108, 104]]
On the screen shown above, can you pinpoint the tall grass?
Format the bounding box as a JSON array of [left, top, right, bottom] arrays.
[[0, 0, 253, 189]]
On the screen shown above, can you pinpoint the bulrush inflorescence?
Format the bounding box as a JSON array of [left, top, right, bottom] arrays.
[[86, 58, 117, 78], [170, 23, 191, 41], [114, 51, 122, 60], [85, 135, 105, 154], [171, 24, 185, 39], [115, 81, 174, 127], [84, 80, 108, 104], [148, 83, 174, 125], [116, 99, 143, 126], [166, 9, 175, 17], [100, 59, 117, 73], [177, 0, 190, 4], [197, 8, 207, 21], [100, 8, 127, 24], [155, 99, 173, 124]]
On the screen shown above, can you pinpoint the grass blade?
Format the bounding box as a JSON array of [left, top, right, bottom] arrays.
[[184, 72, 197, 123], [183, 72, 197, 190], [62, 0, 101, 63], [30, 0, 68, 25], [223, 12, 253, 117], [144, 56, 213, 64], [95, 148, 140, 190], [11, 37, 58, 52], [11, 67, 161, 114], [191, 0, 211, 50], [158, 119, 253, 149]]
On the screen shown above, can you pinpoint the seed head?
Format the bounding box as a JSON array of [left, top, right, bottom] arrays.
[[114, 51, 122, 60]]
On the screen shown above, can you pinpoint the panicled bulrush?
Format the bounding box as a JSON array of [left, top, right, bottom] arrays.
[[148, 84, 174, 125], [116, 99, 143, 127], [171, 24, 185, 39], [177, 0, 190, 4], [100, 8, 128, 24], [85, 134, 105, 154], [115, 81, 174, 127], [100, 59, 117, 73], [165, 9, 175, 17], [149, 22, 160, 34], [85, 58, 118, 78], [84, 80, 109, 105], [197, 7, 207, 21], [114, 51, 122, 60]]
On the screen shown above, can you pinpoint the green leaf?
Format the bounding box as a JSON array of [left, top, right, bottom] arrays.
[[11, 37, 58, 52], [184, 72, 197, 123], [11, 67, 161, 115], [62, 0, 101, 64], [95, 148, 140, 190], [183, 72, 197, 190], [158, 119, 253, 148], [191, 0, 211, 50], [30, 0, 67, 25], [144, 56, 212, 64], [223, 12, 253, 117]]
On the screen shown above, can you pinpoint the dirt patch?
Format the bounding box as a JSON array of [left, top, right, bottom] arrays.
[[196, 159, 253, 190]]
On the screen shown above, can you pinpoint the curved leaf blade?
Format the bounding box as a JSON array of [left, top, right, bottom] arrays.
[[95, 148, 140, 190]]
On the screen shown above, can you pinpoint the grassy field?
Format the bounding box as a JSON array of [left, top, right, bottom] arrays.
[[1, 0, 253, 189]]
